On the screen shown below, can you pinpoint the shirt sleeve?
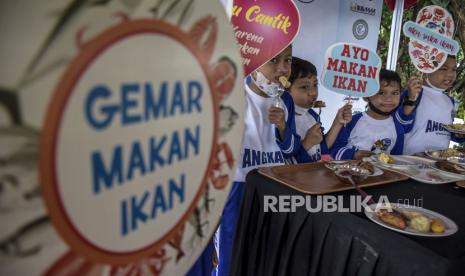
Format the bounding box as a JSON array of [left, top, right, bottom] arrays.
[[395, 89, 418, 133], [275, 92, 301, 159], [330, 124, 356, 160]]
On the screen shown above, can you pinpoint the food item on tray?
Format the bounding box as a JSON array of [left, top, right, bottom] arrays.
[[378, 153, 395, 164], [401, 210, 423, 220], [435, 161, 465, 175], [376, 208, 407, 230], [373, 140, 386, 151], [313, 100, 326, 108], [333, 161, 375, 184], [429, 148, 465, 159], [431, 218, 445, 233], [426, 171, 446, 182], [409, 215, 431, 232], [327, 160, 374, 175], [447, 124, 465, 131], [278, 76, 291, 88]]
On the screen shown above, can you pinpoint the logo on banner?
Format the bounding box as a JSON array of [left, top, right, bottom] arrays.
[[403, 5, 458, 73], [350, 2, 376, 16], [40, 11, 244, 271], [231, 0, 301, 75], [321, 43, 381, 97], [353, 19, 369, 40]]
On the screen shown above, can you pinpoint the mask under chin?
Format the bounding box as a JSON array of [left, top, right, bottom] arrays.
[[368, 101, 395, 116], [251, 71, 283, 97], [425, 78, 447, 92]]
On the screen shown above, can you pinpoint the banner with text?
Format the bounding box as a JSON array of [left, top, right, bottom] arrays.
[[321, 43, 381, 97], [1, 1, 244, 275], [292, 0, 384, 128], [231, 0, 301, 75]]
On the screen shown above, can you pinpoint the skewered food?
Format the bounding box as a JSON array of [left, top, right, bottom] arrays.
[[313, 100, 326, 108], [374, 140, 386, 151], [278, 76, 291, 88]]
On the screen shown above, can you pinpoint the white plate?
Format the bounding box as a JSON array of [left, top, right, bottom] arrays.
[[368, 155, 465, 184], [444, 124, 465, 135], [365, 203, 458, 237], [324, 161, 384, 177], [424, 149, 465, 161], [370, 155, 429, 168]]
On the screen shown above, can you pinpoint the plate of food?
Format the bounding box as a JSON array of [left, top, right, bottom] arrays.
[[424, 148, 465, 161], [370, 153, 432, 168], [325, 160, 383, 177], [444, 124, 465, 135], [365, 203, 458, 237], [434, 160, 465, 175]]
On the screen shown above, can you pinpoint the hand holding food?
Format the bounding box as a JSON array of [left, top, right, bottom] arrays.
[[268, 106, 286, 130], [336, 104, 353, 125], [303, 123, 323, 149]]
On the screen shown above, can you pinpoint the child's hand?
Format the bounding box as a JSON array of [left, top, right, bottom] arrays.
[[336, 104, 353, 125], [268, 106, 286, 131], [303, 123, 323, 149], [407, 75, 422, 101], [353, 150, 373, 160]]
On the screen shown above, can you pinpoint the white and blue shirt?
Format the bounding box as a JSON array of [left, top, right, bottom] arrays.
[[401, 85, 462, 155], [234, 80, 300, 182], [331, 109, 414, 160]]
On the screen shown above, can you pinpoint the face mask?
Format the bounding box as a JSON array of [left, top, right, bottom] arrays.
[[425, 77, 446, 92], [368, 101, 395, 116], [251, 71, 284, 98]]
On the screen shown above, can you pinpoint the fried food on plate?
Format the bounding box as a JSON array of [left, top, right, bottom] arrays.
[[376, 208, 407, 230]]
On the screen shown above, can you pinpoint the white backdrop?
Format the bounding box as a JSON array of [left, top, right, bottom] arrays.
[[293, 0, 384, 129]]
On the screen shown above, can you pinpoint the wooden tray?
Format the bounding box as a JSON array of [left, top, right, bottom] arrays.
[[258, 162, 409, 195]]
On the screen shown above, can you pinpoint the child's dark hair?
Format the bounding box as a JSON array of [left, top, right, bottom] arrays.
[[289, 56, 317, 84], [379, 68, 401, 89]]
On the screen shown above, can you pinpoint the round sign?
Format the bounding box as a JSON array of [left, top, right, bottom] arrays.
[[36, 10, 245, 276], [41, 19, 218, 264]]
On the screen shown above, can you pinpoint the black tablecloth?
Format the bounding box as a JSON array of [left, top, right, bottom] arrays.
[[231, 169, 465, 276]]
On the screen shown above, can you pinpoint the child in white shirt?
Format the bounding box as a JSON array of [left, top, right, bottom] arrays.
[[331, 69, 414, 160], [288, 57, 352, 162], [216, 45, 301, 276], [400, 55, 464, 154]]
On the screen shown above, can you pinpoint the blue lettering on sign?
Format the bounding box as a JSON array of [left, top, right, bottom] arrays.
[[425, 120, 447, 133], [242, 149, 284, 168], [85, 80, 203, 129], [120, 174, 186, 236], [91, 126, 200, 194]]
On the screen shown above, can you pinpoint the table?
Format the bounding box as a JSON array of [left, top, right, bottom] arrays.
[[231, 169, 465, 276]]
